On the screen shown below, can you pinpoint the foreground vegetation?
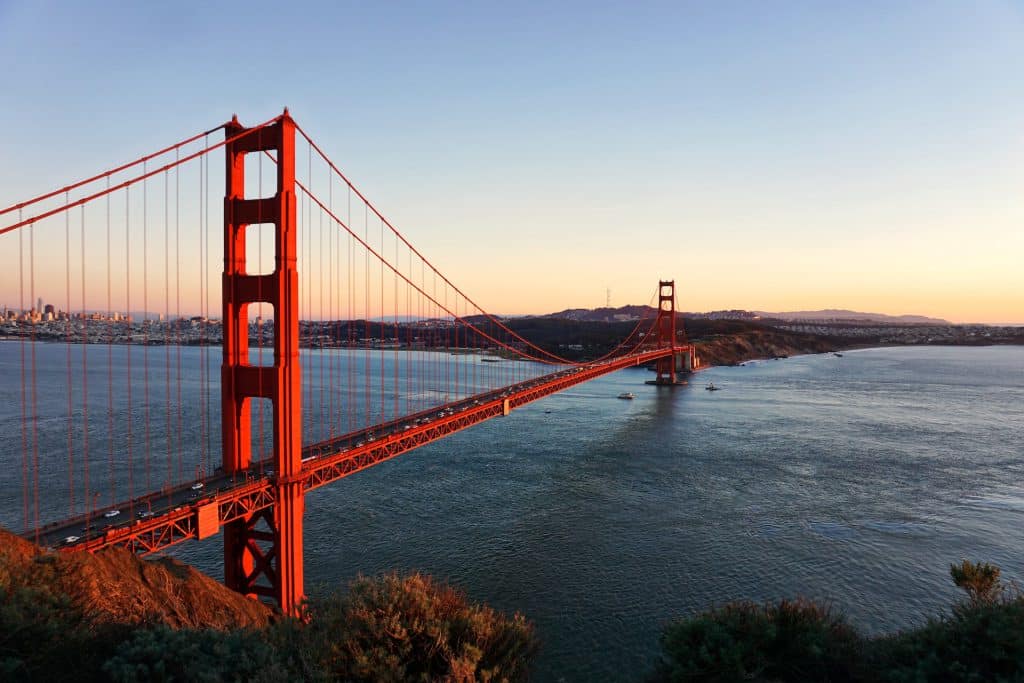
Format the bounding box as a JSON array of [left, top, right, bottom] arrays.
[[651, 561, 1024, 682], [1, 569, 537, 682], [4, 551, 1024, 681]]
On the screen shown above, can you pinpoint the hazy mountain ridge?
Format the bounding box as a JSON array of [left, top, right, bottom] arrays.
[[756, 309, 950, 324], [541, 305, 949, 325]]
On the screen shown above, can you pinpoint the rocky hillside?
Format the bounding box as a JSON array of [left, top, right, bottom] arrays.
[[0, 526, 271, 630], [694, 329, 836, 367]]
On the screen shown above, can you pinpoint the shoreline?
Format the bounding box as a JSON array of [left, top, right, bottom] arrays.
[[692, 332, 1024, 369], [2, 333, 1021, 362]]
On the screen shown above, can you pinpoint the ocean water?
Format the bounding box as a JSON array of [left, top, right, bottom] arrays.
[[2, 344, 1023, 681]]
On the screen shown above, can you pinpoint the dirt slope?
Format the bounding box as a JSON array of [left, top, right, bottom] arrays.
[[1, 527, 271, 630]]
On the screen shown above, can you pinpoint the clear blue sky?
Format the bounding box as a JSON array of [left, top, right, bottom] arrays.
[[1, 1, 1021, 322]]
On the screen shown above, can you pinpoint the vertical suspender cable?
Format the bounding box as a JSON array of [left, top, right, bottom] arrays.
[[164, 165, 172, 488], [393, 230, 399, 421], [65, 194, 75, 516], [406, 247, 412, 416], [305, 142, 314, 441], [18, 212, 28, 532], [328, 164, 335, 438], [445, 283, 450, 402], [103, 181, 112, 524], [347, 185, 353, 435], [80, 205, 89, 520], [204, 142, 212, 477], [175, 151, 182, 487], [197, 145, 206, 480], [125, 187, 133, 506], [29, 218, 40, 539], [364, 204, 370, 427], [143, 162, 150, 501], [319, 167, 326, 440], [380, 216, 385, 422]]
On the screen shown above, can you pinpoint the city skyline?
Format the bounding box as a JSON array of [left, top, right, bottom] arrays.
[[1, 1, 1022, 324]]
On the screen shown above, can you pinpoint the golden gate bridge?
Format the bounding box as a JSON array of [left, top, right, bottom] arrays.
[[0, 110, 697, 615]]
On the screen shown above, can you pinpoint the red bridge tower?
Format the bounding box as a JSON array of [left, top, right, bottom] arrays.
[[650, 279, 693, 385], [221, 111, 304, 614]]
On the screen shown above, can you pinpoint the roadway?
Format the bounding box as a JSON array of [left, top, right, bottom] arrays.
[[31, 348, 676, 553]]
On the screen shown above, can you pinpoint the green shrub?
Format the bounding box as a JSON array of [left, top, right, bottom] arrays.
[[874, 597, 1024, 682], [874, 563, 1024, 683], [651, 562, 1024, 682], [0, 563, 538, 682], [304, 572, 538, 682], [0, 584, 84, 679], [0, 556, 130, 682], [102, 625, 296, 683], [653, 598, 864, 682]]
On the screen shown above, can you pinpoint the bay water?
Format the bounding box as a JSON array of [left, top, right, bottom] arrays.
[[2, 343, 1022, 680]]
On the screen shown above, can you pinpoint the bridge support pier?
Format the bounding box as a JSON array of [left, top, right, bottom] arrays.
[[222, 110, 304, 615]]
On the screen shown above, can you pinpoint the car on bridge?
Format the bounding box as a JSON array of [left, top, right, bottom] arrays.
[[103, 509, 121, 518]]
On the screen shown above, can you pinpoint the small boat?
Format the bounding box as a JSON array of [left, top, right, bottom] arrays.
[[481, 357, 501, 363], [705, 382, 720, 391], [833, 352, 844, 358], [617, 392, 635, 400]]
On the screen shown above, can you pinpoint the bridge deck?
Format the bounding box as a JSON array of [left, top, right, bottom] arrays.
[[34, 348, 676, 554]]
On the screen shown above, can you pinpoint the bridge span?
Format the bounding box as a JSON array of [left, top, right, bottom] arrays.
[[36, 347, 676, 562], [2, 109, 695, 613]]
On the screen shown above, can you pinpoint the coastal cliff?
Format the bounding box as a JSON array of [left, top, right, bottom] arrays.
[[692, 329, 836, 367]]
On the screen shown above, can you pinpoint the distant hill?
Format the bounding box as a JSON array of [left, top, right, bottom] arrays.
[[540, 305, 657, 322], [757, 309, 950, 324]]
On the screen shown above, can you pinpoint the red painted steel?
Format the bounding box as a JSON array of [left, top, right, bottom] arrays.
[[221, 110, 304, 615], [0, 125, 225, 218], [6, 109, 693, 618], [0, 116, 282, 237], [654, 280, 679, 384], [56, 347, 673, 559]]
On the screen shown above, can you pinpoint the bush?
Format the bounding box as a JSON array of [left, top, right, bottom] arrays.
[[102, 625, 296, 683], [652, 561, 1024, 682], [304, 572, 538, 682], [951, 560, 1004, 606], [0, 583, 86, 680], [875, 564, 1024, 682], [0, 554, 132, 682], [653, 598, 864, 682], [0, 561, 539, 682], [874, 598, 1024, 682]]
